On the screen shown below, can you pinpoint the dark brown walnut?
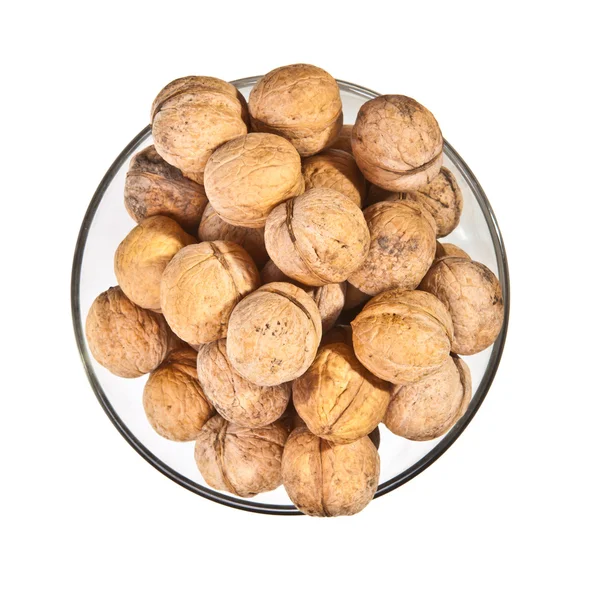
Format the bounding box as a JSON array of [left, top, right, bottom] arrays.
[[352, 95, 443, 191], [249, 64, 343, 157], [85, 286, 170, 378], [204, 133, 305, 228], [281, 427, 379, 517], [329, 124, 354, 154], [198, 204, 269, 268], [352, 289, 453, 385], [301, 149, 366, 207], [384, 355, 472, 441], [419, 256, 504, 355], [196, 339, 291, 428], [343, 283, 371, 311], [114, 216, 196, 311], [321, 325, 353, 347], [347, 199, 436, 296], [265, 188, 370, 286], [151, 76, 248, 184], [143, 348, 214, 441], [226, 282, 322, 386], [368, 426, 381, 450], [160, 241, 260, 346], [194, 415, 288, 498], [435, 241, 471, 261], [124, 145, 209, 232], [293, 343, 391, 444]]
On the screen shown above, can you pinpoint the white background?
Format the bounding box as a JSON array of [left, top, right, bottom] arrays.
[[2, 2, 599, 598]]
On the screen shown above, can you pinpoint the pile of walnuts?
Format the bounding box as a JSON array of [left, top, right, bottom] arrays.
[[86, 64, 504, 517]]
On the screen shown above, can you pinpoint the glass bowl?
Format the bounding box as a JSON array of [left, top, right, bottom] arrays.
[[72, 77, 510, 515]]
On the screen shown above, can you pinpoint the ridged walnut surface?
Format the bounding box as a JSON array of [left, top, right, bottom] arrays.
[[435, 242, 471, 261]]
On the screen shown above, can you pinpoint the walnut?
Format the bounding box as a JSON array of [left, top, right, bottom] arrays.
[[329, 124, 354, 154], [249, 64, 343, 157], [85, 286, 170, 378], [352, 95, 443, 191], [347, 199, 436, 296], [321, 324, 353, 347], [160, 241, 260, 346], [151, 76, 248, 184], [384, 355, 471, 441], [114, 216, 196, 311], [198, 204, 268, 268], [204, 133, 304, 228], [419, 256, 504, 355], [124, 145, 209, 232], [364, 184, 397, 207], [265, 188, 370, 286], [352, 289, 453, 385], [343, 283, 371, 311], [143, 348, 214, 441], [281, 428, 379, 517], [196, 339, 291, 427], [435, 241, 471, 261], [226, 282, 322, 386], [301, 149, 366, 207], [293, 342, 390, 444], [194, 415, 288, 498]]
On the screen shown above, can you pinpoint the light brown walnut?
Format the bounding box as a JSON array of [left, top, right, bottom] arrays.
[[329, 124, 354, 154], [435, 242, 471, 261]]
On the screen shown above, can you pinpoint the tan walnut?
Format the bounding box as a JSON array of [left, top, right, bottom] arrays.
[[226, 282, 322, 386], [352, 289, 453, 385], [85, 286, 170, 378], [196, 339, 291, 428], [194, 415, 288, 498], [329, 124, 354, 155], [435, 241, 471, 261], [281, 427, 379, 517], [114, 216, 196, 311], [160, 241, 260, 346], [419, 256, 504, 355], [249, 64, 343, 157], [143, 348, 214, 441], [321, 325, 353, 347], [293, 342, 391, 444], [204, 133, 305, 228]]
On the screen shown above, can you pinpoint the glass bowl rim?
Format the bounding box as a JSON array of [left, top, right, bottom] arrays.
[[71, 76, 510, 516]]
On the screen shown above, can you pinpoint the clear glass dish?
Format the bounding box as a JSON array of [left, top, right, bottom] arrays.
[[72, 77, 510, 515]]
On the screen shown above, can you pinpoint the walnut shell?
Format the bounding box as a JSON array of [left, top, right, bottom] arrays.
[[160, 241, 260, 346], [352, 95, 443, 191], [347, 199, 436, 296], [226, 282, 322, 386], [343, 283, 372, 311], [151, 76, 248, 184], [143, 348, 214, 441], [196, 339, 291, 427], [198, 204, 269, 268], [85, 286, 170, 378], [249, 64, 343, 157], [321, 325, 353, 347], [124, 145, 209, 232], [293, 343, 391, 444], [204, 133, 304, 228], [384, 355, 471, 441], [114, 216, 196, 311], [435, 242, 471, 261], [419, 257, 504, 355], [329, 124, 354, 154], [352, 289, 453, 385], [282, 428, 379, 517], [265, 188, 370, 286], [364, 184, 398, 207], [301, 149, 366, 207], [194, 415, 288, 498]]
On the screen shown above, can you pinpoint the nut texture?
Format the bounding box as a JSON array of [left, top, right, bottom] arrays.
[[124, 145, 209, 232], [194, 415, 288, 498], [347, 199, 437, 296], [114, 216, 196, 311], [384, 355, 471, 441], [352, 289, 453, 385], [143, 348, 214, 441], [352, 95, 443, 191], [321, 325, 353, 347], [435, 242, 471, 261], [226, 282, 322, 386], [198, 204, 269, 268], [196, 339, 291, 427], [282, 428, 379, 517], [85, 286, 170, 378], [330, 124, 354, 154], [249, 64, 343, 157], [293, 343, 391, 444], [204, 133, 304, 228], [265, 188, 370, 286], [160, 241, 260, 346], [419, 256, 504, 355]]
